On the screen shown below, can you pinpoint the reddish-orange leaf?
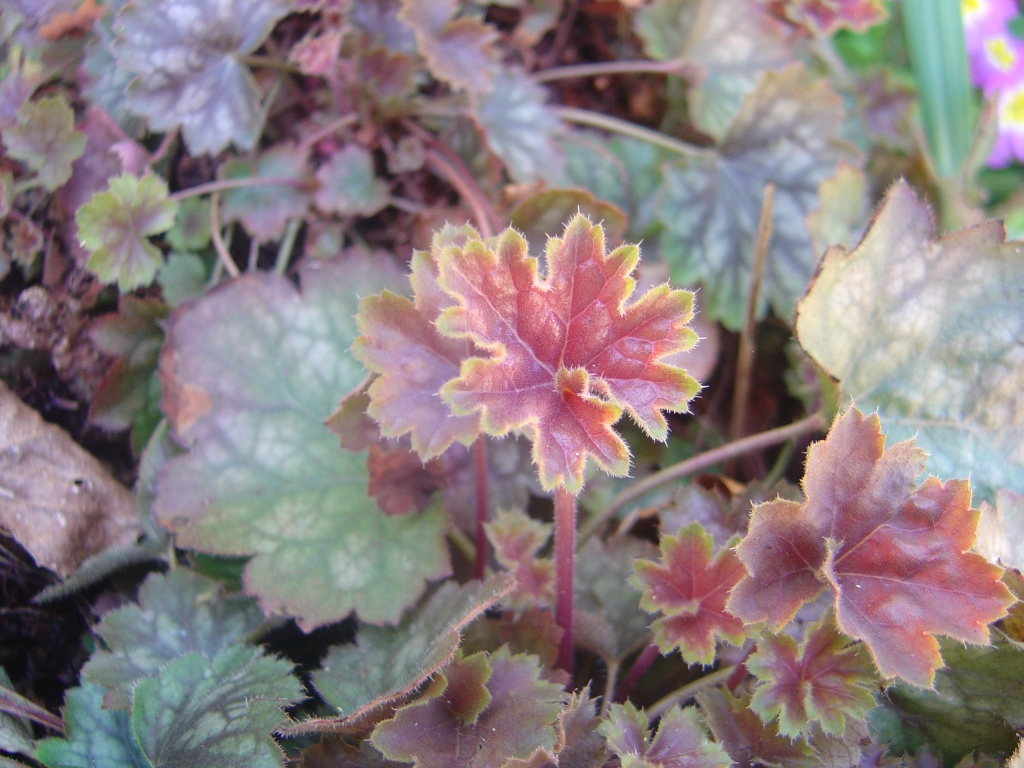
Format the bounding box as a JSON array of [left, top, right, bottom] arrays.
[[728, 407, 1015, 687], [632, 522, 747, 665], [436, 214, 700, 493], [351, 225, 481, 459]]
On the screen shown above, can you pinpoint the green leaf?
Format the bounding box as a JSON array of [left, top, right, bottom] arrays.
[[158, 252, 210, 308], [632, 0, 795, 138], [657, 64, 854, 330], [82, 569, 266, 709], [165, 196, 212, 252], [870, 639, 1024, 766], [472, 68, 564, 183], [310, 575, 513, 720], [221, 143, 312, 241], [153, 254, 451, 628], [794, 180, 1024, 501], [2, 93, 85, 190], [35, 682, 148, 768], [371, 648, 566, 768], [314, 144, 389, 217], [131, 646, 303, 768], [112, 0, 290, 154], [76, 173, 178, 291]]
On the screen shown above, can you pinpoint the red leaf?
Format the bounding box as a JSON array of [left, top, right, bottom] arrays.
[[436, 214, 700, 493], [632, 522, 746, 665], [728, 407, 1015, 687], [485, 509, 555, 609], [747, 612, 877, 738], [351, 225, 482, 459], [599, 702, 731, 768]]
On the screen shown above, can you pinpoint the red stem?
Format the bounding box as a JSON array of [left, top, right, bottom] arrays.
[[472, 438, 489, 579], [554, 487, 577, 674], [615, 642, 660, 702]]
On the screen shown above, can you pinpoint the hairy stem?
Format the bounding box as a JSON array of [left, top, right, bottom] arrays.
[[615, 642, 661, 703], [169, 175, 309, 202], [473, 438, 490, 580], [554, 487, 577, 674], [579, 413, 826, 544], [534, 57, 686, 83], [647, 665, 736, 721], [554, 107, 710, 159]]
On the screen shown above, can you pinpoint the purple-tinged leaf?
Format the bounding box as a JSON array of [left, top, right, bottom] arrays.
[[112, 0, 290, 155], [371, 648, 566, 768], [747, 612, 877, 738], [600, 701, 731, 768], [221, 143, 312, 241], [399, 0, 499, 94], [632, 523, 746, 665]]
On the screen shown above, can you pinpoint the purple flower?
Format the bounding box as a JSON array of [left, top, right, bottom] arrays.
[[971, 29, 1024, 90], [962, 0, 1019, 55], [988, 80, 1024, 166]]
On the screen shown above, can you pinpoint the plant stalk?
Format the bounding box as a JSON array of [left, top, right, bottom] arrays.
[[473, 438, 489, 579], [554, 487, 577, 674], [554, 107, 710, 160], [647, 665, 736, 721], [616, 642, 661, 703]]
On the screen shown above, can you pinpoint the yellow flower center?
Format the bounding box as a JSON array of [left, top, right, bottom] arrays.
[[985, 36, 1018, 71], [963, 0, 982, 18], [1002, 88, 1024, 128]]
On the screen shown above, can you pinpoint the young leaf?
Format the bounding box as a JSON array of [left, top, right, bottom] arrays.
[[131, 646, 303, 768], [727, 407, 1015, 687], [472, 68, 565, 184], [632, 523, 746, 666], [599, 701, 731, 768], [2, 93, 85, 190], [436, 214, 700, 493], [656, 64, 853, 330], [154, 254, 451, 629], [399, 0, 499, 94], [747, 612, 877, 738], [221, 143, 312, 242], [485, 508, 555, 609], [371, 648, 566, 768], [784, 0, 888, 35], [35, 682, 148, 768], [82, 569, 265, 709], [76, 173, 178, 291], [795, 180, 1024, 501], [112, 0, 290, 154], [314, 144, 389, 217], [351, 224, 481, 459], [310, 575, 513, 721]]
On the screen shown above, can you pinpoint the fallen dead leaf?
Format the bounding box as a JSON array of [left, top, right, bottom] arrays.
[[0, 382, 140, 577]]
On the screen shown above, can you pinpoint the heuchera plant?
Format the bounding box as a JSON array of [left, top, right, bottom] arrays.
[[2, 1, 1024, 767]]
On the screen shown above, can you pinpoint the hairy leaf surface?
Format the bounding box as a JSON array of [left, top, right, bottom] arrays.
[[657, 64, 852, 330], [34, 682, 148, 768], [310, 575, 513, 721], [82, 569, 265, 708], [436, 214, 699, 493], [351, 224, 481, 459], [485, 508, 555, 609], [76, 173, 178, 291], [371, 648, 566, 768], [131, 647, 303, 768], [795, 181, 1024, 500], [154, 255, 451, 628], [599, 702, 731, 768], [747, 612, 877, 738], [728, 407, 1014, 687], [632, 523, 745, 665], [697, 688, 817, 768], [112, 0, 289, 154]]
